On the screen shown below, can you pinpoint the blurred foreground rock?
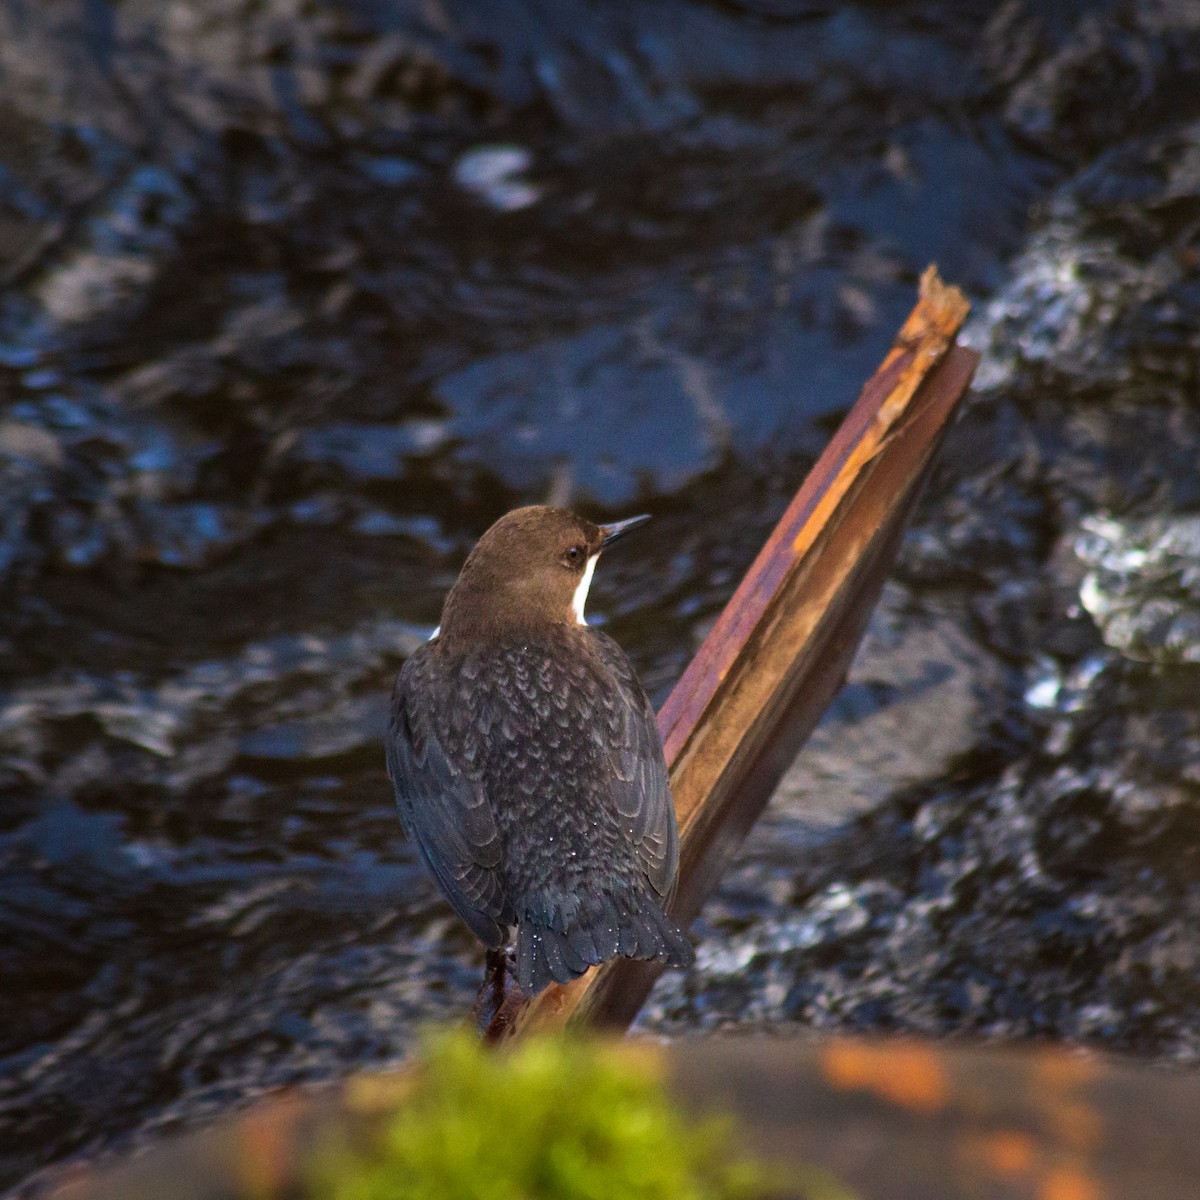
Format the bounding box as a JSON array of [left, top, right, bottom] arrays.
[[41, 1036, 1200, 1200]]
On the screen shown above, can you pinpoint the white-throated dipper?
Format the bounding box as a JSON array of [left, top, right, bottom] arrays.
[[387, 506, 693, 997]]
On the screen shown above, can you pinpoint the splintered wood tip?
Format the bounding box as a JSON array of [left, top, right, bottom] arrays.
[[918, 264, 970, 326]]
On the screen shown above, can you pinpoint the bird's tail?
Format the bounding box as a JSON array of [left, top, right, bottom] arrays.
[[515, 897, 694, 996]]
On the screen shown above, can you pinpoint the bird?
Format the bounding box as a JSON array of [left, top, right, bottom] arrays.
[[386, 505, 693, 997]]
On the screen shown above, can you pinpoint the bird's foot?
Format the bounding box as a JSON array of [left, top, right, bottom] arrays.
[[469, 946, 522, 1039]]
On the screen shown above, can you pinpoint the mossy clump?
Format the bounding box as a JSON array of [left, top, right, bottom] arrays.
[[308, 1030, 823, 1200]]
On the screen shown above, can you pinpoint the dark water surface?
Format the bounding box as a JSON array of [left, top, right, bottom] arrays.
[[3, 0, 1200, 1191]]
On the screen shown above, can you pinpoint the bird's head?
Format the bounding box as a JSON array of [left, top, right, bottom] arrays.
[[438, 506, 650, 641]]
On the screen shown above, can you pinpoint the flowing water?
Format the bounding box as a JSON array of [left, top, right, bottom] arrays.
[[3, 0, 1200, 1191]]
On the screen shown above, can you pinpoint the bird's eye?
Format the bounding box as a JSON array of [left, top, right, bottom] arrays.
[[563, 544, 585, 567]]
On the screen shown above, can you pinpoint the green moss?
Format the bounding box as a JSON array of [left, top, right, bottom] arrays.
[[308, 1030, 854, 1200]]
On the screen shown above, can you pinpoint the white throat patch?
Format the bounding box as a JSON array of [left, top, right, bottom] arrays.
[[572, 553, 599, 625]]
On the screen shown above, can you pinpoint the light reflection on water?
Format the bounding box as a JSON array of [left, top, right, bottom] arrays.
[[4, 0, 1200, 1191]]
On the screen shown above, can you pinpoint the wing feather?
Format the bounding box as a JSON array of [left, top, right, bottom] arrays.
[[589, 632, 679, 900], [387, 651, 512, 947]]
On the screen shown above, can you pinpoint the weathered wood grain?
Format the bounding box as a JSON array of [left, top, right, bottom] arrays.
[[478, 267, 980, 1038]]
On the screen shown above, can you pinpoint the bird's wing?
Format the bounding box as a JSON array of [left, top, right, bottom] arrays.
[[590, 631, 679, 899], [387, 651, 511, 946]]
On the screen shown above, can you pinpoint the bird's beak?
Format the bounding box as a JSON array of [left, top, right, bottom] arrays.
[[600, 513, 651, 548]]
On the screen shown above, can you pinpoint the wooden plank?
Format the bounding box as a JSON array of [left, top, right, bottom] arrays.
[[479, 266, 980, 1039]]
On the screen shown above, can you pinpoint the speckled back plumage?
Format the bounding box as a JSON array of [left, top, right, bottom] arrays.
[[388, 623, 691, 994]]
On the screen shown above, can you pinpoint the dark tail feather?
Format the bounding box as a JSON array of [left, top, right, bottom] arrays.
[[515, 923, 580, 994], [637, 904, 694, 969], [515, 903, 693, 995]]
